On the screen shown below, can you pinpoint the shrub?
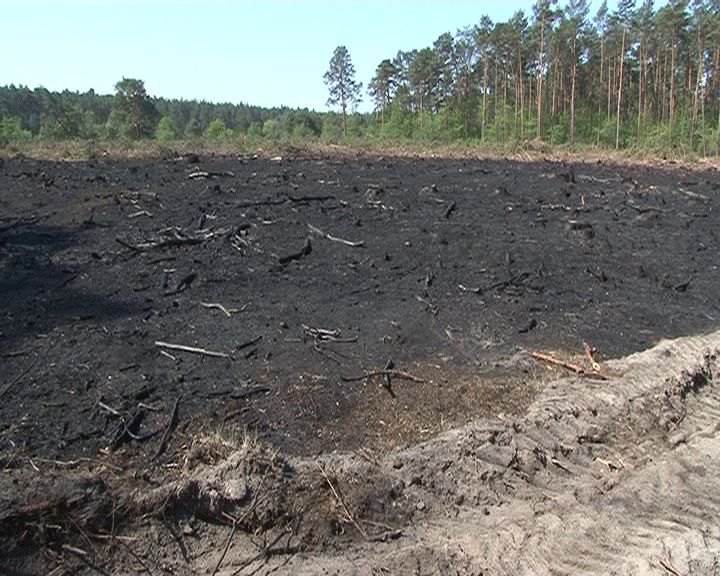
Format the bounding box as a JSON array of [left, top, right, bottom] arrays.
[[155, 116, 178, 141], [0, 116, 32, 145], [206, 118, 230, 140]]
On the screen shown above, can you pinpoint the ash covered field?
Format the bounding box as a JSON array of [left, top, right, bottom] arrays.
[[1, 152, 720, 575]]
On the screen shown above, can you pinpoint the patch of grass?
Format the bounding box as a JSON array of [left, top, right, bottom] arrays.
[[182, 425, 258, 472], [2, 137, 718, 170]]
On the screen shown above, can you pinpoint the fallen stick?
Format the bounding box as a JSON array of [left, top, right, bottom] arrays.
[[61, 544, 112, 576], [307, 223, 364, 247], [316, 462, 367, 538], [127, 210, 153, 218], [237, 335, 262, 351], [229, 386, 270, 400], [303, 324, 357, 343], [211, 516, 237, 576], [188, 170, 235, 179], [31, 457, 123, 472], [530, 352, 612, 381], [0, 356, 39, 399], [288, 194, 336, 204], [114, 237, 141, 252], [153, 396, 181, 460], [341, 369, 425, 384], [595, 456, 624, 470], [279, 238, 312, 265], [200, 302, 238, 317], [96, 401, 121, 417], [155, 341, 230, 359], [582, 341, 601, 372], [658, 556, 684, 576], [110, 410, 146, 450], [443, 200, 457, 219]]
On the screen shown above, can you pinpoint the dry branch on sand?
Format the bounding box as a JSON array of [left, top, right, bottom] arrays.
[[530, 351, 614, 381]]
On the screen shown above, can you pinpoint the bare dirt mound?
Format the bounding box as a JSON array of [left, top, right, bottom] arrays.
[[1, 329, 718, 575]]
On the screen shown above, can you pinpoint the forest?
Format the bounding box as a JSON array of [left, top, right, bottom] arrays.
[[1, 0, 719, 155]]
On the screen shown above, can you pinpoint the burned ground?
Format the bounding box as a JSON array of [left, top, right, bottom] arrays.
[[1, 152, 719, 574]]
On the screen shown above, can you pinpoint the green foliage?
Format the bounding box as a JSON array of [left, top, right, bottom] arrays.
[[549, 116, 569, 144], [183, 118, 203, 139], [206, 118, 230, 140], [0, 116, 31, 145], [4, 0, 720, 164], [82, 111, 102, 139], [377, 102, 414, 139], [155, 116, 178, 141], [320, 115, 340, 143], [262, 118, 281, 140], [113, 78, 159, 139], [247, 122, 264, 138], [104, 109, 131, 140]]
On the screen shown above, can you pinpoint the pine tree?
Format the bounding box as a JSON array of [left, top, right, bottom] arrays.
[[368, 59, 398, 130], [113, 78, 158, 139], [323, 46, 363, 137]]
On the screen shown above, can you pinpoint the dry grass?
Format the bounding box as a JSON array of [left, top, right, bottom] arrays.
[[182, 425, 259, 472], [2, 137, 718, 170]]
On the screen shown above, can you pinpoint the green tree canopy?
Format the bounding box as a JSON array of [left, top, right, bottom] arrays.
[[368, 59, 398, 127], [113, 78, 159, 139]]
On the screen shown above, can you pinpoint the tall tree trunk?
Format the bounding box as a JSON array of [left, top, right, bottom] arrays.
[[616, 24, 626, 150], [598, 38, 605, 145], [444, 95, 448, 134], [552, 52, 560, 119], [701, 74, 706, 156], [714, 47, 720, 96], [716, 94, 720, 156], [654, 49, 662, 123], [518, 47, 525, 140], [637, 44, 644, 144], [528, 74, 533, 136], [419, 90, 424, 129], [681, 49, 691, 145], [503, 57, 508, 142], [495, 52, 499, 143], [644, 47, 652, 132], [537, 18, 545, 140], [514, 75, 519, 139], [691, 36, 704, 149], [661, 49, 668, 124], [670, 41, 676, 146], [571, 35, 577, 144], [607, 58, 614, 128], [482, 50, 489, 142]]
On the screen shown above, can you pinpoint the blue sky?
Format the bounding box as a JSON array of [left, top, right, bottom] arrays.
[[2, 1, 615, 112]]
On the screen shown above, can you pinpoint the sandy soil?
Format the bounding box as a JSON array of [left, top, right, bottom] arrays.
[[1, 152, 719, 575]]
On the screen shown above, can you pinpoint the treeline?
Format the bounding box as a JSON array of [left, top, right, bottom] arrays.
[[0, 83, 336, 144], [2, 1, 719, 155], [366, 0, 720, 154]]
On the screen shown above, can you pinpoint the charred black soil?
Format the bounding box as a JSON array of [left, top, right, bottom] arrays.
[[2, 152, 720, 575], [1, 152, 719, 463]]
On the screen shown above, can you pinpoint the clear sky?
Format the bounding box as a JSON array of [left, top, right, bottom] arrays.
[[1, 1, 615, 113]]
